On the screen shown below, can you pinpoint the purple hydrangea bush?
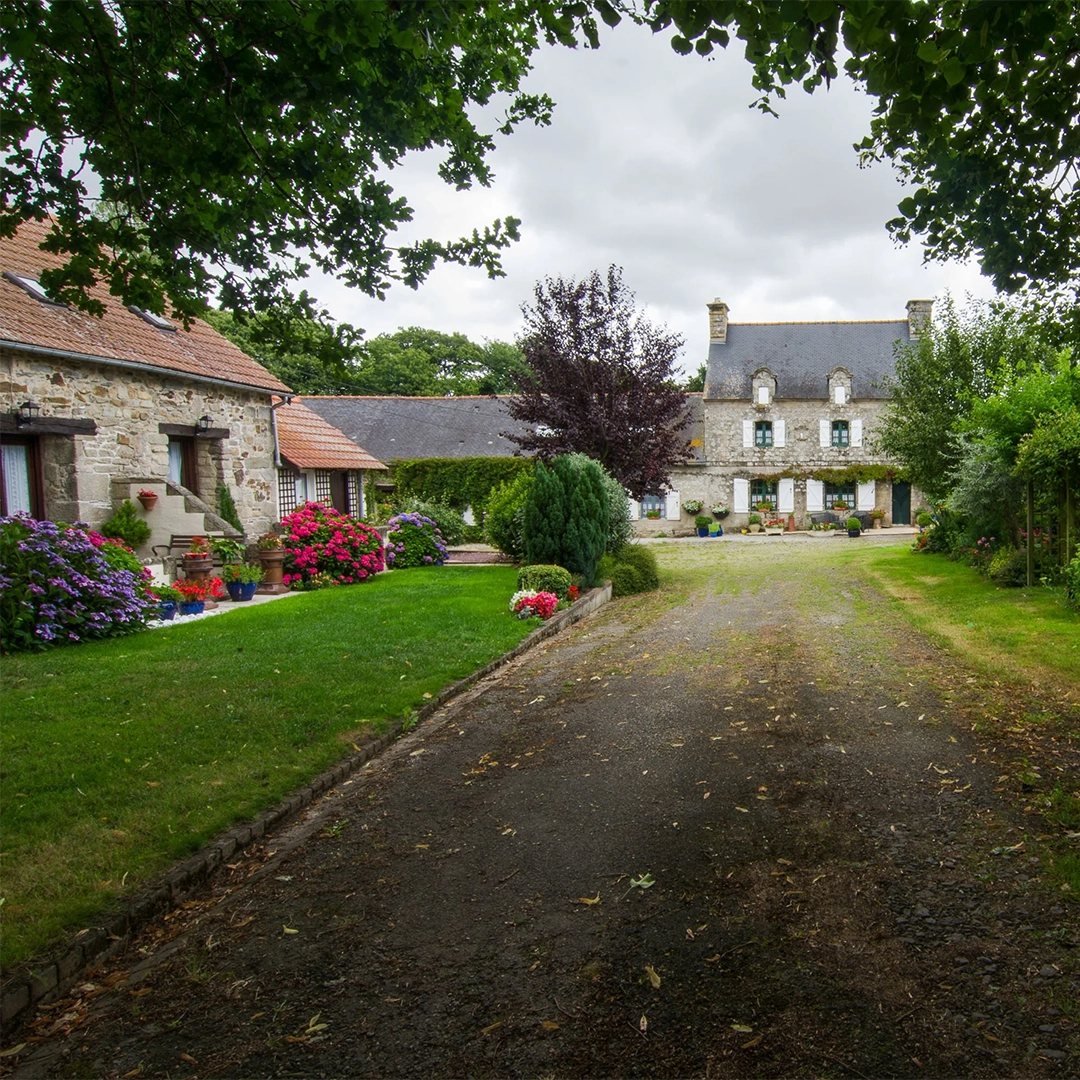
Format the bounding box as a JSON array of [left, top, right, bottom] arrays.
[[385, 513, 448, 569], [0, 514, 155, 652]]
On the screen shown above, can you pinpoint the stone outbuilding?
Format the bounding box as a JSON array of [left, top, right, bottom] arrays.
[[0, 219, 378, 555]]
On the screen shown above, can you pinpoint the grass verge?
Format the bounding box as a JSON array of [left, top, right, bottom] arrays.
[[1, 566, 531, 969]]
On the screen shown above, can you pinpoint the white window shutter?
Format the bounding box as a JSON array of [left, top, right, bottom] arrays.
[[851, 418, 863, 447], [628, 497, 641, 521], [857, 480, 876, 511], [757, 386, 769, 406], [733, 478, 750, 513], [774, 419, 786, 448], [819, 419, 830, 447], [806, 478, 824, 512], [742, 419, 753, 448], [664, 490, 681, 520], [778, 477, 795, 513]]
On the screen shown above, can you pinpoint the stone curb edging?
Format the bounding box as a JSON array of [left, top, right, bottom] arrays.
[[0, 581, 612, 1035]]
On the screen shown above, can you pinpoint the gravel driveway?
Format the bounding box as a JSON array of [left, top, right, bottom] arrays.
[[8, 539, 1077, 1079]]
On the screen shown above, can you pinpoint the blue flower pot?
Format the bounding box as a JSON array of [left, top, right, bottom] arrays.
[[226, 581, 259, 602], [178, 600, 205, 616], [157, 601, 177, 621]]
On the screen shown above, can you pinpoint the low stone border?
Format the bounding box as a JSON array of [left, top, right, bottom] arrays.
[[0, 581, 612, 1035]]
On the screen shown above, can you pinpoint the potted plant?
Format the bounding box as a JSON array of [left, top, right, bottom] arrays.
[[256, 531, 288, 593], [174, 577, 209, 615], [747, 512, 762, 533], [832, 500, 850, 512], [755, 501, 773, 514], [221, 561, 264, 601], [764, 517, 785, 535], [846, 516, 862, 538], [682, 499, 704, 516], [870, 508, 886, 529], [694, 514, 712, 537], [645, 509, 661, 520], [211, 536, 246, 565], [183, 536, 214, 580], [710, 504, 730, 519], [149, 583, 182, 620], [137, 488, 159, 512], [709, 521, 722, 538]]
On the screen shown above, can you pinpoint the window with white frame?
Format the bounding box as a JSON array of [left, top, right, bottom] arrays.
[[750, 479, 778, 512], [754, 420, 773, 447], [831, 420, 850, 447]]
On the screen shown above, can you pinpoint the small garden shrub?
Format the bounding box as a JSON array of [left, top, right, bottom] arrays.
[[485, 470, 534, 559], [0, 515, 154, 652], [217, 484, 244, 532], [281, 502, 384, 587], [1066, 552, 1080, 609], [99, 499, 151, 548], [386, 512, 448, 569], [988, 547, 1029, 587], [393, 497, 467, 546], [598, 543, 660, 598], [517, 564, 572, 598]]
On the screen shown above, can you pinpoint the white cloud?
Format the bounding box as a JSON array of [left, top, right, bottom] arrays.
[[306, 20, 998, 376]]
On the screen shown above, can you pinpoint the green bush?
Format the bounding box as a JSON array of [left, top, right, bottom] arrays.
[[565, 452, 632, 554], [393, 496, 467, 546], [988, 547, 1028, 587], [695, 515, 712, 529], [485, 470, 534, 559], [598, 543, 660, 597], [99, 499, 151, 548], [1066, 553, 1080, 609], [916, 512, 934, 528], [846, 517, 862, 531], [517, 564, 572, 598], [748, 513, 761, 526]]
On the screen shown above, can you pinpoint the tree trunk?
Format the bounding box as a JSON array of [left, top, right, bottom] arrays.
[[1026, 479, 1035, 588]]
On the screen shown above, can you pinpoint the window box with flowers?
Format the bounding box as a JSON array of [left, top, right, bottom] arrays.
[[682, 499, 704, 516], [764, 518, 785, 535]]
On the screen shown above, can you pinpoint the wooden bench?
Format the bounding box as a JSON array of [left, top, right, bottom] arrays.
[[151, 533, 225, 559]]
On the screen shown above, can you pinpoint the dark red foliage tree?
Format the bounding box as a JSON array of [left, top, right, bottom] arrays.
[[504, 266, 692, 500]]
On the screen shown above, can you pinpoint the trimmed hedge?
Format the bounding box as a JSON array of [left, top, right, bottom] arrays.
[[517, 563, 572, 598], [392, 457, 532, 515], [598, 543, 660, 597]]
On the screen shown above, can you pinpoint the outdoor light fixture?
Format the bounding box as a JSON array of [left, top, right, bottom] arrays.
[[195, 414, 212, 434], [16, 400, 41, 426]]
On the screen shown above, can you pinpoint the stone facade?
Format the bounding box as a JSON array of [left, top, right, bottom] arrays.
[[1, 347, 281, 543]]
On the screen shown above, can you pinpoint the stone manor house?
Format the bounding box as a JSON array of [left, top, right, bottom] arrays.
[[650, 298, 931, 532]]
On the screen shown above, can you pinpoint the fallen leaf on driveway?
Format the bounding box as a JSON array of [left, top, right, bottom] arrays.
[[282, 925, 299, 935], [540, 1021, 560, 1030], [574, 893, 601, 905], [644, 965, 661, 988], [741, 1034, 763, 1049]]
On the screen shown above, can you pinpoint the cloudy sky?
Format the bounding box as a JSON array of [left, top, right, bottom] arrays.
[[308, 19, 998, 379]]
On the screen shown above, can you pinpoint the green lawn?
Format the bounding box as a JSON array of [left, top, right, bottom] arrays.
[[1, 566, 531, 969], [848, 542, 1080, 689]]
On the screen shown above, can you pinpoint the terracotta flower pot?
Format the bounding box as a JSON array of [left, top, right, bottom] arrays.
[[137, 493, 158, 511], [256, 550, 288, 594], [182, 554, 213, 581]]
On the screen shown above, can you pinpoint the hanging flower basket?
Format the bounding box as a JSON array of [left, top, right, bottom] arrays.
[[137, 489, 158, 511]]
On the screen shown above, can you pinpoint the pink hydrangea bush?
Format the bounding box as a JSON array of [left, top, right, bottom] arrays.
[[280, 502, 384, 588]]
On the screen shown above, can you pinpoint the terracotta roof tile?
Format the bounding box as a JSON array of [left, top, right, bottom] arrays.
[[0, 219, 292, 394], [276, 399, 387, 471]]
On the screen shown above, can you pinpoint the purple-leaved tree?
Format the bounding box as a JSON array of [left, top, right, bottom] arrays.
[[504, 266, 692, 501]]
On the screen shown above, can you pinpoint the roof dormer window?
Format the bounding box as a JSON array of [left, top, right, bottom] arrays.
[[3, 272, 64, 306], [128, 305, 176, 331]]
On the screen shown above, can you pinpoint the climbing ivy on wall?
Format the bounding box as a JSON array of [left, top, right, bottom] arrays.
[[391, 457, 534, 512], [754, 465, 908, 485]]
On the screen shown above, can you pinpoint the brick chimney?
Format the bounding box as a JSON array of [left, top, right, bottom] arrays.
[[708, 298, 729, 344], [906, 299, 933, 339]]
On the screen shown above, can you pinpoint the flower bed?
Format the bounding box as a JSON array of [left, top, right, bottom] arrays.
[[509, 589, 559, 620], [0, 514, 155, 652], [280, 502, 385, 588]]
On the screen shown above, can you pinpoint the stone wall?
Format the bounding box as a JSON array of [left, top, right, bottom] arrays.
[[1, 348, 280, 537]]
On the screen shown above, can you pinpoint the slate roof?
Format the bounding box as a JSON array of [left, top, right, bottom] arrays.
[[304, 396, 528, 461], [0, 218, 292, 395], [703, 320, 910, 401], [275, 399, 387, 471]]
